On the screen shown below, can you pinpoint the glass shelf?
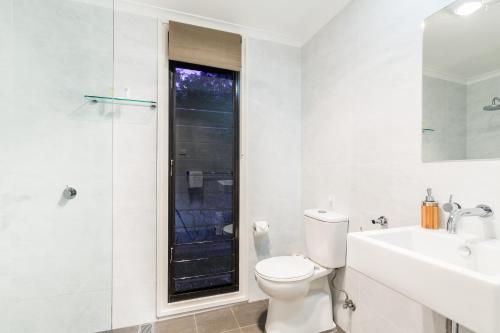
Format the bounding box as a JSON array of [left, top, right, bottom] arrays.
[[85, 95, 157, 108]]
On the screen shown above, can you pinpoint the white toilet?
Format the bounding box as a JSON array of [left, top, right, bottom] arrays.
[[255, 209, 348, 333]]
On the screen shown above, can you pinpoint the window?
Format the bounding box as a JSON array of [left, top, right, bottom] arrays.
[[168, 61, 240, 302]]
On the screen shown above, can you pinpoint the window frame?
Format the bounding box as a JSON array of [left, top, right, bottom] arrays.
[[167, 60, 241, 303]]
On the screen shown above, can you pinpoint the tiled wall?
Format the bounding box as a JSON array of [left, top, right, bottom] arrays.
[[111, 2, 303, 327], [112, 9, 159, 329], [0, 0, 114, 332], [422, 73, 500, 162], [466, 74, 500, 159], [422, 75, 467, 162], [302, 0, 499, 332], [245, 38, 303, 301], [0, 1, 301, 329]]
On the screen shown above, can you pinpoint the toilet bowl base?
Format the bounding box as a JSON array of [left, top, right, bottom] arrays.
[[265, 290, 335, 333]]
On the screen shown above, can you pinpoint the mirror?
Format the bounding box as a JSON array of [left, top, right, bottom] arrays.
[[422, 0, 500, 162]]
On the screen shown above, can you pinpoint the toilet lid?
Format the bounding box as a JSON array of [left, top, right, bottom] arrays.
[[255, 256, 315, 282]]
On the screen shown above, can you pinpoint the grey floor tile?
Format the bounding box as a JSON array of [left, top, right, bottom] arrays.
[[240, 324, 264, 333], [195, 308, 239, 333], [100, 301, 343, 333], [155, 315, 197, 333], [326, 327, 346, 333], [97, 326, 138, 333], [231, 300, 267, 328]]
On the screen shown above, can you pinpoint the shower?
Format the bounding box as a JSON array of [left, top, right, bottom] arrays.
[[483, 97, 500, 111]]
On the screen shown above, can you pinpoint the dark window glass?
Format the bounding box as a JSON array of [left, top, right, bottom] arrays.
[[169, 62, 239, 302]]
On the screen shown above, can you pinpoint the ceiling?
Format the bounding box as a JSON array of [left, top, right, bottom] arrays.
[[424, 2, 500, 83], [133, 0, 351, 45]]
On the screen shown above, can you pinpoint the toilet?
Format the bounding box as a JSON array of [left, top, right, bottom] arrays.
[[255, 209, 349, 333]]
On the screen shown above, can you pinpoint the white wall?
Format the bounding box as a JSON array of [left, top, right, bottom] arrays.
[[245, 38, 303, 301], [422, 75, 467, 162], [112, 9, 159, 329], [110, 1, 303, 327], [0, 1, 114, 332], [302, 0, 499, 332]]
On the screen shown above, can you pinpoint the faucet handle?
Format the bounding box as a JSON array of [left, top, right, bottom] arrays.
[[372, 216, 388, 228], [443, 195, 461, 213]]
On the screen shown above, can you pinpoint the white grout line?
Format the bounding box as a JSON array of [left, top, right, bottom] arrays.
[[219, 323, 244, 333], [239, 324, 258, 329], [193, 314, 199, 333], [229, 306, 241, 328], [239, 324, 262, 333]]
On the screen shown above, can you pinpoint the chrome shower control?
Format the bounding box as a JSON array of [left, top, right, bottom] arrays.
[[63, 186, 77, 200], [372, 216, 388, 228]]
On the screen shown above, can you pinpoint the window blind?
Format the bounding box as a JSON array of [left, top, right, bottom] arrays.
[[168, 21, 242, 71]]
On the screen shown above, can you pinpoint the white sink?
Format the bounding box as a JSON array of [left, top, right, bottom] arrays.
[[347, 226, 500, 333]]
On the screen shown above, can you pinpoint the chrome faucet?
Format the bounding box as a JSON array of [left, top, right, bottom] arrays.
[[444, 196, 493, 234], [371, 216, 388, 228]]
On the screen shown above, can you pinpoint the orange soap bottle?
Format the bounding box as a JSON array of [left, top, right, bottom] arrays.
[[421, 188, 439, 229]]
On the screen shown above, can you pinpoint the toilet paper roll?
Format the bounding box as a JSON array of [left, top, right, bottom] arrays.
[[253, 221, 270, 236]]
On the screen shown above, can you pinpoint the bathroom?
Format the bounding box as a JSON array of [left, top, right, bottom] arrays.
[[1, 0, 500, 332]]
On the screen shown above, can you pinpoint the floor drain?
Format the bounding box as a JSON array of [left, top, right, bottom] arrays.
[[138, 323, 153, 333]]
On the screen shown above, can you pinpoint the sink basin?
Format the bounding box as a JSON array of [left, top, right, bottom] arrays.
[[347, 226, 500, 333]]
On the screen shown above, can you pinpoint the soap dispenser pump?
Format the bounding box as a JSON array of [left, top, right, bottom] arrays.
[[421, 188, 439, 229]]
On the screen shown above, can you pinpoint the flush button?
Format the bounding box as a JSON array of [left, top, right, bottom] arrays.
[[318, 210, 327, 213]]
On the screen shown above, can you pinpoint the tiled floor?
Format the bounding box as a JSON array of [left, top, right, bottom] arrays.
[[106, 300, 344, 333]]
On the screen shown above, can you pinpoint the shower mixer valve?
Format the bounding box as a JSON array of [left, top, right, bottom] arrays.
[[63, 186, 77, 200], [372, 216, 388, 228]]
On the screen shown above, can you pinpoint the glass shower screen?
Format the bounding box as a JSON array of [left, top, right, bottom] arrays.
[[0, 1, 114, 332]]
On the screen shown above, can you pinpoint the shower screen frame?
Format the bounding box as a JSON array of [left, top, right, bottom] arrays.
[[167, 60, 240, 303]]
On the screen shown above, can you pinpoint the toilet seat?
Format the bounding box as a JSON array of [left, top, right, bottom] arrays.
[[255, 256, 315, 282]]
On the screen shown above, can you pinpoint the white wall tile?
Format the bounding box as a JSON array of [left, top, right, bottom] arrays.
[[112, 9, 158, 328], [302, 0, 494, 332], [422, 76, 468, 162], [110, 6, 303, 325], [0, 1, 114, 331], [466, 75, 500, 159], [245, 38, 303, 301]]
